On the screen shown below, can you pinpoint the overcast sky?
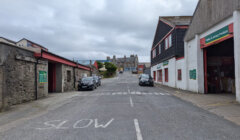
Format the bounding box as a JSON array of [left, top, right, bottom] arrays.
[[0, 0, 198, 62]]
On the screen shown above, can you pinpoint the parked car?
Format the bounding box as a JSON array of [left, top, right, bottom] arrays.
[[139, 74, 154, 87], [93, 76, 101, 86], [132, 70, 138, 74], [119, 71, 123, 74], [78, 77, 97, 90]]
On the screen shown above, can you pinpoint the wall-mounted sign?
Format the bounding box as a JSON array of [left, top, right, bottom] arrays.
[[39, 71, 47, 83], [200, 23, 233, 49], [157, 64, 162, 69], [189, 69, 196, 80], [163, 61, 169, 66]]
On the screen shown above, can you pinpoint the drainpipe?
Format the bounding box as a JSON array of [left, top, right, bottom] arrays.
[[35, 59, 39, 100]]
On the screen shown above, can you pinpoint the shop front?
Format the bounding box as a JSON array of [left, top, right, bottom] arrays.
[[200, 23, 235, 94]]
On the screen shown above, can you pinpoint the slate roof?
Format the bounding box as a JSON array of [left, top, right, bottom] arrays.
[[160, 16, 192, 26]]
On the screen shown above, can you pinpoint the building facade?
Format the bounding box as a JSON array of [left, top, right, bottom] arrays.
[[151, 16, 191, 89], [107, 55, 138, 71], [138, 63, 150, 74], [0, 37, 91, 110], [184, 0, 240, 102]]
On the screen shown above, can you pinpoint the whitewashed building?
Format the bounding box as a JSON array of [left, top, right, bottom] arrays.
[[184, 0, 240, 102]]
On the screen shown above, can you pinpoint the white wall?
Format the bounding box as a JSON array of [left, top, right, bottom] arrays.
[[233, 10, 240, 102], [185, 15, 234, 94], [185, 38, 198, 92], [151, 57, 177, 88], [176, 58, 186, 90]]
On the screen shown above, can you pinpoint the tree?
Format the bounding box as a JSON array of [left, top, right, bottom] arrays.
[[104, 62, 117, 77], [96, 61, 103, 70]]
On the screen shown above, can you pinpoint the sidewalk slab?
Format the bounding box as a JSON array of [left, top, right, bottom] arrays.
[[0, 91, 82, 132], [156, 84, 240, 125]]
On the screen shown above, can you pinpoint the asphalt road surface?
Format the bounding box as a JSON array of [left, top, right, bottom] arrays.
[[1, 72, 240, 140]]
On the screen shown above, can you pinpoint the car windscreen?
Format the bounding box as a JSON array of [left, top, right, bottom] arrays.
[[82, 77, 93, 82], [141, 74, 149, 79]]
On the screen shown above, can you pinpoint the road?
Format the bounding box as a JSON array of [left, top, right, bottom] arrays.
[[1, 72, 240, 140]]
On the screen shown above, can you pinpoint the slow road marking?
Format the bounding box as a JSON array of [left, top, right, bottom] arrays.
[[36, 118, 114, 130], [134, 119, 143, 140]]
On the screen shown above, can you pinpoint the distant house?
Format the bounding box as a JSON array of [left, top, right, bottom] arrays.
[[151, 16, 192, 89], [16, 38, 48, 51], [138, 62, 150, 74], [77, 60, 99, 75], [107, 55, 138, 71], [0, 37, 16, 46]]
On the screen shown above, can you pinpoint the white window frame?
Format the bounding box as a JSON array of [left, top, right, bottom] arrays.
[[152, 49, 156, 58], [159, 44, 161, 54], [169, 34, 172, 47], [165, 38, 168, 50]]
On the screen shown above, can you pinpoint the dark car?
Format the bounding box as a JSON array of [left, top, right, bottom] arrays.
[[78, 77, 97, 90], [119, 71, 123, 74], [93, 76, 101, 86], [132, 70, 138, 74], [139, 74, 154, 87]]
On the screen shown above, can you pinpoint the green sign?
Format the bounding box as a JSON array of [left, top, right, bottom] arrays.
[[39, 71, 47, 83], [189, 69, 196, 80], [205, 26, 229, 45], [163, 61, 169, 66]]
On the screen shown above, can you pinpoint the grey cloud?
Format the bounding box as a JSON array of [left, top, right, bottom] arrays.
[[0, 0, 198, 62]]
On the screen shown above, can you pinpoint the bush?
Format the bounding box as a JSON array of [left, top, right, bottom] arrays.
[[103, 62, 117, 78]]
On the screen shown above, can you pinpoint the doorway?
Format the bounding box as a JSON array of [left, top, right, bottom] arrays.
[[204, 38, 235, 94], [48, 63, 56, 92]]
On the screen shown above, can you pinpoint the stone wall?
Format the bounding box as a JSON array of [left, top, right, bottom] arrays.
[[0, 66, 3, 110], [63, 65, 74, 92], [37, 60, 48, 98], [0, 43, 48, 109], [75, 68, 91, 89]]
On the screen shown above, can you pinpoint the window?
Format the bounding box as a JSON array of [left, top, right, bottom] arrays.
[[152, 49, 156, 58], [158, 70, 162, 82], [178, 69, 182, 81], [159, 44, 161, 54], [165, 34, 172, 50], [165, 38, 168, 50], [169, 34, 172, 47], [67, 70, 71, 82], [164, 68, 168, 82]]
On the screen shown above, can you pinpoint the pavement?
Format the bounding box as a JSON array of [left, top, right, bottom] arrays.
[[0, 72, 240, 140], [155, 84, 240, 126]]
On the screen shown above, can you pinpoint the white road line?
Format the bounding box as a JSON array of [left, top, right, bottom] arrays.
[[159, 93, 165, 95], [134, 119, 143, 140], [130, 96, 134, 107]]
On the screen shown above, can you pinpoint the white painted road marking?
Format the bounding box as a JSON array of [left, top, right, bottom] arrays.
[[130, 96, 134, 107], [37, 119, 114, 130], [76, 92, 171, 97], [134, 119, 143, 140]]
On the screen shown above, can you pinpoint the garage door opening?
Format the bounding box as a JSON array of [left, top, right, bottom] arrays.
[[204, 38, 235, 94]]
